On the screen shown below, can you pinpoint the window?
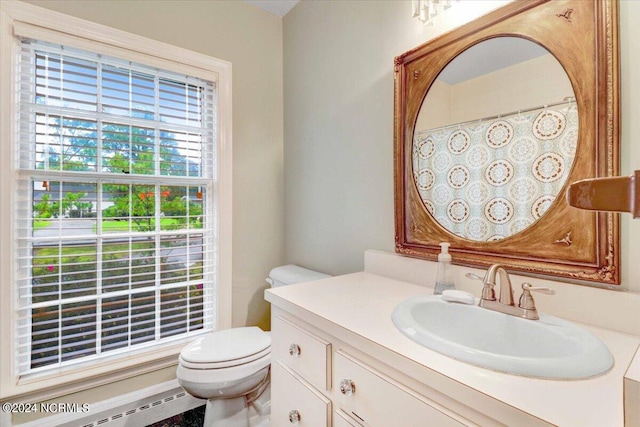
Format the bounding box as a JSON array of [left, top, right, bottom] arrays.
[[1, 1, 232, 399], [15, 40, 217, 375]]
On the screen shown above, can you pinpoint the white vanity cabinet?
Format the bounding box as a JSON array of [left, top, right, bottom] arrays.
[[269, 309, 473, 427], [266, 272, 640, 427]]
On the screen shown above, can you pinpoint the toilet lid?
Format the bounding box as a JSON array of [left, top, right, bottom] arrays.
[[180, 327, 271, 365]]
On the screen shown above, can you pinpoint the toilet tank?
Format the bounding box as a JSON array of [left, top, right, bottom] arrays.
[[266, 264, 330, 288]]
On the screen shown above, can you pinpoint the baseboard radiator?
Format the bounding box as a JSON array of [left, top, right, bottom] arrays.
[[15, 381, 206, 427]]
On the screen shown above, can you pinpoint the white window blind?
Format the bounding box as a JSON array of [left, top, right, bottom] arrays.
[[15, 39, 217, 376]]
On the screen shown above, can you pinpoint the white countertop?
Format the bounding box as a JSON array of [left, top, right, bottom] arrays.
[[265, 272, 640, 427]]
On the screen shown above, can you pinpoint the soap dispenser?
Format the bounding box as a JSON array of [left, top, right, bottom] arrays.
[[434, 242, 455, 295]]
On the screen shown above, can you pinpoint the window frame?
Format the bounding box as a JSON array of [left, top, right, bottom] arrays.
[[0, 0, 232, 401]]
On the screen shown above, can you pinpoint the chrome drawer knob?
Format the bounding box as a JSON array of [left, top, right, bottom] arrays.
[[289, 343, 301, 356], [288, 409, 301, 423], [339, 379, 356, 395]]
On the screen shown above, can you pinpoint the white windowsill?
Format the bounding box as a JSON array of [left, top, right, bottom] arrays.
[[7, 343, 185, 403]]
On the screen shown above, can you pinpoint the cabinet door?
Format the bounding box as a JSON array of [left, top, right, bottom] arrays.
[[271, 360, 331, 427], [272, 315, 332, 391], [334, 351, 468, 427]]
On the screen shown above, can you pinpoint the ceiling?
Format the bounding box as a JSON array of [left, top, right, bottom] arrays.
[[245, 0, 299, 17]]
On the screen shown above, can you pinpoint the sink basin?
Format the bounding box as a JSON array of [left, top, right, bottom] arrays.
[[392, 295, 613, 379]]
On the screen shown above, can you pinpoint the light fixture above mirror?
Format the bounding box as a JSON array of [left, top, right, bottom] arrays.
[[412, 0, 459, 26], [395, 0, 620, 285]]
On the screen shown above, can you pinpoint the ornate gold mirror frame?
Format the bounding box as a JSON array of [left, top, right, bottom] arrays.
[[394, 0, 620, 285]]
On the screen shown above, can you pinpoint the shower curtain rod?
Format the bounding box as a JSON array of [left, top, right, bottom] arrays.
[[417, 97, 576, 135]]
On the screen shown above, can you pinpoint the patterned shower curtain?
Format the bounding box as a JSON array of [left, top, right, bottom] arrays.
[[412, 102, 578, 241]]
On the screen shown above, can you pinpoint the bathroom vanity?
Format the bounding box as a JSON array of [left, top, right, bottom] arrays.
[[265, 271, 640, 427]]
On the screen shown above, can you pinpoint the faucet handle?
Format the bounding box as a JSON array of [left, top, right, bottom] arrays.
[[518, 283, 555, 320], [522, 283, 556, 295], [465, 272, 483, 281], [465, 272, 495, 301]]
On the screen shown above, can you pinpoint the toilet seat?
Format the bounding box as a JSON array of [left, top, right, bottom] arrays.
[[179, 327, 271, 369], [179, 346, 271, 369]]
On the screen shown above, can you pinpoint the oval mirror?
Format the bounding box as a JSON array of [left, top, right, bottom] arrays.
[[412, 37, 578, 241]]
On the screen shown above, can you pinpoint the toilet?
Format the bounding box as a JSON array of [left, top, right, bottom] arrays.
[[177, 264, 330, 427]]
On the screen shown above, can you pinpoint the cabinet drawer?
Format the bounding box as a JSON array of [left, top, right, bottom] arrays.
[[271, 360, 331, 427], [334, 351, 467, 427], [272, 315, 331, 391], [334, 410, 363, 427]]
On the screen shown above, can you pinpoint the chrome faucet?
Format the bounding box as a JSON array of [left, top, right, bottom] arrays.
[[467, 264, 555, 320]]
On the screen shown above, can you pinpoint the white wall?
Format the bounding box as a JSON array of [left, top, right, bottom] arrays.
[[13, 0, 284, 422], [283, 0, 640, 294], [283, 0, 510, 275], [619, 0, 640, 292], [416, 79, 451, 132]]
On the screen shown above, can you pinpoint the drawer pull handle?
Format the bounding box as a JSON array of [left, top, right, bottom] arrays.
[[289, 343, 301, 357], [288, 409, 301, 423], [339, 379, 356, 396]]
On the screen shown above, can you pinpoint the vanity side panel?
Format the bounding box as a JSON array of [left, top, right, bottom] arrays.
[[625, 348, 640, 427], [625, 376, 640, 427]]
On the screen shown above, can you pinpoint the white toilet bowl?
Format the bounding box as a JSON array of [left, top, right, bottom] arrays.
[[177, 327, 271, 427], [177, 349, 270, 399], [176, 265, 330, 427]]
